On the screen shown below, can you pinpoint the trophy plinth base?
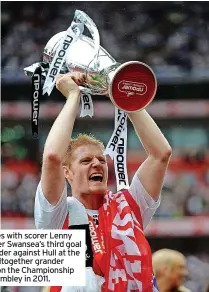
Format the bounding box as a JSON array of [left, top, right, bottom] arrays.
[[108, 61, 157, 112]]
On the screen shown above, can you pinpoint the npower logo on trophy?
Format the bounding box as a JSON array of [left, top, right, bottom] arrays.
[[118, 80, 147, 96]]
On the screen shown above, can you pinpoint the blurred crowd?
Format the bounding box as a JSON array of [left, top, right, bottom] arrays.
[[155, 150, 209, 218], [1, 141, 209, 219], [1, 1, 209, 80], [1, 142, 39, 217]]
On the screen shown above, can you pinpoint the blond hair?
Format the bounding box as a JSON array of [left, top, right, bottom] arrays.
[[152, 249, 185, 276], [62, 133, 105, 166]]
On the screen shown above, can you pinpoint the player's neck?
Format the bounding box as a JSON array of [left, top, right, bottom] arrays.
[[74, 193, 104, 210], [156, 279, 172, 292]]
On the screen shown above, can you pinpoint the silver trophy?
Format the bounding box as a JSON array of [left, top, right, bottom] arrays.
[[24, 10, 157, 112]]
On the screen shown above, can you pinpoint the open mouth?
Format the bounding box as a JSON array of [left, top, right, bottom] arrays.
[[89, 173, 103, 182]]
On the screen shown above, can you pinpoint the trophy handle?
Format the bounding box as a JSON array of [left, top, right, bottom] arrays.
[[74, 10, 100, 70]]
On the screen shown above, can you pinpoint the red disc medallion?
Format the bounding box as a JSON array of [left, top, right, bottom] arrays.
[[109, 61, 157, 112]]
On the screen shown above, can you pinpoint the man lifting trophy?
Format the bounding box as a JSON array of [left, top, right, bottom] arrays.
[[27, 9, 171, 292]]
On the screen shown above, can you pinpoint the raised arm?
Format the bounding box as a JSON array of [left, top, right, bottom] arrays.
[[128, 109, 172, 201], [41, 73, 84, 205]]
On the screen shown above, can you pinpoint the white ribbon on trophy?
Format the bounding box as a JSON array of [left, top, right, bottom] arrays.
[[80, 89, 94, 118], [113, 108, 129, 191], [42, 20, 84, 96], [103, 108, 129, 191]]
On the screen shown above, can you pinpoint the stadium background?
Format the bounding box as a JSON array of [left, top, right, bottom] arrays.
[[1, 1, 209, 291]]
